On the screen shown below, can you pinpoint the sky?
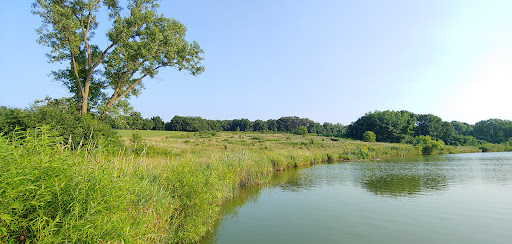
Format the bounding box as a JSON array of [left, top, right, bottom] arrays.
[[1, 0, 512, 125]]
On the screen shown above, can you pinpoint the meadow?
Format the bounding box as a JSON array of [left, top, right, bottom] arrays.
[[1, 129, 482, 243]]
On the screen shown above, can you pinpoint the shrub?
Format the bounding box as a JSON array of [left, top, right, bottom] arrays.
[[362, 131, 377, 142], [479, 143, 506, 152], [130, 132, 146, 155], [297, 126, 308, 136], [414, 135, 445, 155], [0, 98, 120, 150]]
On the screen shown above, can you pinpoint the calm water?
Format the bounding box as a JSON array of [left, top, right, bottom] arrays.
[[202, 152, 512, 244]]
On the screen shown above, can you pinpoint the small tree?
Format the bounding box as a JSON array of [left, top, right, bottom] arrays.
[[298, 126, 308, 136], [362, 131, 376, 142]]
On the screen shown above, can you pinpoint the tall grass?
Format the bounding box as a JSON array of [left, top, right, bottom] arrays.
[[1, 128, 176, 243]]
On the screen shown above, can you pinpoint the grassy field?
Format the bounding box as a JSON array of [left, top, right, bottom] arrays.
[[116, 129, 185, 138], [120, 130, 421, 162], [1, 129, 482, 243]]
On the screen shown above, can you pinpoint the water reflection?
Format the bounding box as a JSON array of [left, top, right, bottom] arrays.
[[200, 168, 310, 244], [275, 165, 316, 192], [200, 184, 261, 244], [202, 152, 512, 244], [352, 157, 449, 198], [357, 173, 447, 197], [273, 155, 451, 198]]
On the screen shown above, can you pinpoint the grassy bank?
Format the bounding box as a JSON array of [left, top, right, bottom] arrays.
[[2, 129, 482, 243]]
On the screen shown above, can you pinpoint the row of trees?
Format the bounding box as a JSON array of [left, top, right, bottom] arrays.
[[348, 110, 512, 146], [103, 112, 165, 131], [116, 110, 512, 147], [164, 116, 346, 136], [107, 114, 346, 137], [3, 100, 512, 149]]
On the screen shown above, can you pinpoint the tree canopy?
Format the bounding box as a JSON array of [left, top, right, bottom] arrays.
[[348, 110, 417, 143], [32, 0, 204, 115]]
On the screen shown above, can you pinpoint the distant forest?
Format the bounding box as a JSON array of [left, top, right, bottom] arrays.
[[103, 110, 512, 147], [2, 100, 511, 148]]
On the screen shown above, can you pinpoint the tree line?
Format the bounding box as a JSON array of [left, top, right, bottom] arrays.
[[348, 110, 512, 146], [3, 102, 512, 149], [104, 109, 512, 147], [106, 114, 346, 137]]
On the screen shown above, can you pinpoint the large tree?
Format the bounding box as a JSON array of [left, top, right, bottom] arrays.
[[415, 114, 444, 139], [33, 0, 204, 115], [348, 110, 417, 143]]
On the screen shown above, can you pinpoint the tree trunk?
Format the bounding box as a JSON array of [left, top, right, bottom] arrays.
[[81, 87, 89, 115]]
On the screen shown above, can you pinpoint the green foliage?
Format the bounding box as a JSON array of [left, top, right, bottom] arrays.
[[230, 118, 253, 132], [415, 114, 444, 139], [479, 143, 506, 152], [162, 115, 347, 138], [130, 132, 146, 155], [414, 135, 446, 155], [151, 116, 165, 130], [142, 118, 154, 130], [253, 120, 268, 132], [505, 138, 512, 151], [0, 99, 120, 149], [349, 110, 417, 143], [346, 110, 511, 148], [451, 120, 473, 136], [266, 119, 278, 132], [473, 119, 512, 144], [322, 122, 346, 137], [297, 126, 308, 136], [168, 116, 212, 132], [362, 131, 377, 142], [276, 116, 312, 133]]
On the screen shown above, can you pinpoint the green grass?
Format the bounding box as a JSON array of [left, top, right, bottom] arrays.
[[116, 129, 186, 138], [1, 129, 177, 243], [2, 129, 484, 243]]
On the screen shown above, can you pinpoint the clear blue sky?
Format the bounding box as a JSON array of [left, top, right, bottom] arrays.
[[1, 0, 512, 125]]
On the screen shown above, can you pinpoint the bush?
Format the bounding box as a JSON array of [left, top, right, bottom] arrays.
[[479, 143, 506, 152], [297, 126, 308, 136], [130, 132, 146, 155], [362, 131, 377, 142], [414, 135, 445, 155], [0, 98, 120, 150]]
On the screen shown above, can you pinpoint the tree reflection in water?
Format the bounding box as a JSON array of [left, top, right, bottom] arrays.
[[354, 155, 449, 198]]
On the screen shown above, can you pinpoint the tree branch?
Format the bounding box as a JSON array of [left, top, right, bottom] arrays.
[[92, 42, 116, 70], [107, 74, 148, 107], [70, 55, 83, 96]]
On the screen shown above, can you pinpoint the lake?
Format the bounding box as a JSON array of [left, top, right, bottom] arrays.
[[201, 152, 512, 244]]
